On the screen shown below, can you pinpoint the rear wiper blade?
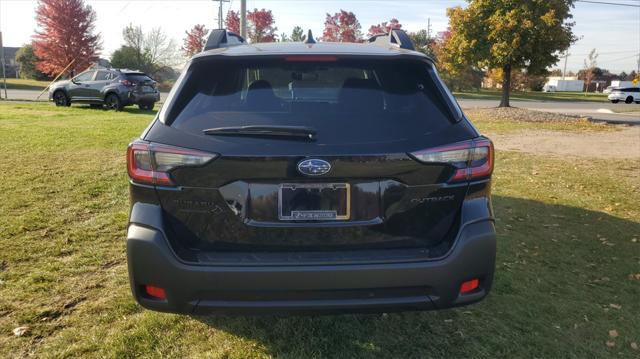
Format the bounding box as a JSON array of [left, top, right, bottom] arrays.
[[203, 125, 317, 141]]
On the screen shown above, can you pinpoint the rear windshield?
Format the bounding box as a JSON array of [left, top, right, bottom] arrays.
[[169, 58, 456, 144], [125, 74, 153, 82]]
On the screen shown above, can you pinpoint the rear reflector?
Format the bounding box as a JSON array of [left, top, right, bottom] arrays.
[[127, 141, 217, 186], [144, 285, 166, 300], [460, 279, 480, 294], [410, 137, 494, 182]]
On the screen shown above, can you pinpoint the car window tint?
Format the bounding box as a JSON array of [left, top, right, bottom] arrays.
[[74, 71, 95, 82], [169, 58, 455, 145], [95, 71, 111, 81]]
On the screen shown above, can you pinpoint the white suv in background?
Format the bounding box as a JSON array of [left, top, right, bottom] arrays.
[[608, 87, 640, 104]]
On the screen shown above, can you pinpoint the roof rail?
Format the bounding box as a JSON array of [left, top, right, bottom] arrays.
[[367, 29, 415, 51], [204, 29, 246, 51]]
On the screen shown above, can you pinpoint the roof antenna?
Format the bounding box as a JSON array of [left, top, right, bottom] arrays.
[[304, 30, 316, 44]]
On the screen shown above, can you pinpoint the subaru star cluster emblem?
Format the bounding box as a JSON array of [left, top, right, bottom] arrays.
[[297, 159, 331, 176]]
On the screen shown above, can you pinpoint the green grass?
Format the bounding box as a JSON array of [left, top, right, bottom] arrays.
[[454, 89, 608, 103], [1, 102, 639, 357], [2, 78, 51, 91]]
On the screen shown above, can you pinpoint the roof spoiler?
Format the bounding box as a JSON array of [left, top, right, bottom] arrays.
[[367, 29, 415, 51], [204, 29, 246, 51]]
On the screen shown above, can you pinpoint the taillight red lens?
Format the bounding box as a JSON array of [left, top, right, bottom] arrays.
[[120, 79, 133, 87], [127, 141, 216, 186], [410, 137, 494, 182]]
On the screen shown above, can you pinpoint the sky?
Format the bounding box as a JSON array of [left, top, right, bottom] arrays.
[[1, 0, 639, 73]]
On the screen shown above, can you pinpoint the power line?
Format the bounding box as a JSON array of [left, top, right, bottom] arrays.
[[576, 0, 640, 7]]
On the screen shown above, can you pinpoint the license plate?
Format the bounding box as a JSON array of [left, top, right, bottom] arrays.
[[278, 183, 350, 221]]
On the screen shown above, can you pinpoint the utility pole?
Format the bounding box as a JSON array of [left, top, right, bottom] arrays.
[[562, 52, 570, 80], [214, 0, 230, 29], [240, 0, 247, 38], [0, 31, 7, 100], [426, 18, 432, 39]]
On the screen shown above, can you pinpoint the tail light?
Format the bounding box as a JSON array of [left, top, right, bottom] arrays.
[[127, 141, 217, 186], [410, 137, 494, 182], [120, 79, 134, 87]]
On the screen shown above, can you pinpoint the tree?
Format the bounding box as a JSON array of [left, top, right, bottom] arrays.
[[247, 8, 278, 42], [291, 26, 306, 42], [445, 0, 576, 106], [15, 44, 49, 80], [116, 24, 178, 74], [367, 18, 402, 37], [225, 8, 277, 43], [225, 10, 240, 34], [32, 0, 101, 76], [408, 29, 436, 59], [581, 49, 598, 92], [322, 10, 362, 42], [182, 24, 208, 57], [110, 46, 142, 70]]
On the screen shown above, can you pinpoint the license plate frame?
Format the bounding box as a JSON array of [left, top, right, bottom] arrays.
[[278, 183, 350, 221]]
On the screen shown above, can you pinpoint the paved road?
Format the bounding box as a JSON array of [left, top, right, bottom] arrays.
[[3, 88, 639, 124]]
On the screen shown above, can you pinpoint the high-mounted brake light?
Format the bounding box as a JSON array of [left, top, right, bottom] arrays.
[[127, 141, 216, 186], [284, 55, 338, 62], [410, 138, 494, 182]]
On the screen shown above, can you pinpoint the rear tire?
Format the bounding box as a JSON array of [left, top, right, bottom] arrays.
[[611, 100, 619, 104], [138, 102, 154, 111], [53, 91, 70, 107], [105, 94, 123, 111], [625, 96, 633, 104]]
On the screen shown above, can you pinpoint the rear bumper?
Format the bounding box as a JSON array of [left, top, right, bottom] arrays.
[[126, 201, 496, 315], [126, 91, 160, 104]]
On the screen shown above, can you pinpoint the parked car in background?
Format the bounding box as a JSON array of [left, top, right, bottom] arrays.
[[607, 87, 640, 103], [49, 69, 160, 111], [603, 86, 616, 94], [126, 29, 496, 315]]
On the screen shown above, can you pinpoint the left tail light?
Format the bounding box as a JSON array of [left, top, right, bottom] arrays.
[[127, 141, 217, 186], [410, 137, 494, 182]]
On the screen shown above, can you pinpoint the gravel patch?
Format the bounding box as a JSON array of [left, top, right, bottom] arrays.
[[467, 107, 589, 122]]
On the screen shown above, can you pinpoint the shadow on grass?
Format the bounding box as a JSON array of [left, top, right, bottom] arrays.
[[191, 195, 640, 358], [72, 104, 158, 116]]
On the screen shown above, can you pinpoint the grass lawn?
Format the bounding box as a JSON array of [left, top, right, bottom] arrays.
[[2, 78, 51, 91], [454, 89, 608, 103], [1, 102, 638, 357]]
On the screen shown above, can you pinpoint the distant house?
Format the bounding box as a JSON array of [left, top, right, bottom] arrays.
[[1, 47, 20, 78]]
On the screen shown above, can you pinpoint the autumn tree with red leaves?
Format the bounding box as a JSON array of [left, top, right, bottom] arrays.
[[32, 0, 101, 76], [322, 10, 362, 43], [225, 8, 277, 43], [182, 24, 208, 57], [367, 18, 402, 37], [225, 10, 240, 34]]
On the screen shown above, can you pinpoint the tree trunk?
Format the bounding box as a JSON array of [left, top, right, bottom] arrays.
[[499, 64, 511, 107]]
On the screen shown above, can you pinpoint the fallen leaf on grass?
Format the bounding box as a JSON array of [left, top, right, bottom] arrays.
[[606, 341, 615, 348], [631, 342, 638, 350], [629, 274, 640, 281], [609, 304, 622, 310], [12, 326, 28, 337], [609, 329, 619, 338]]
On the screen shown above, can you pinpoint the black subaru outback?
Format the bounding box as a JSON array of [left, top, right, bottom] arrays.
[[126, 29, 496, 314]]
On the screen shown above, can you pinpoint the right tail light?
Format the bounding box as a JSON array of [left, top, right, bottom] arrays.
[[410, 137, 494, 182]]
